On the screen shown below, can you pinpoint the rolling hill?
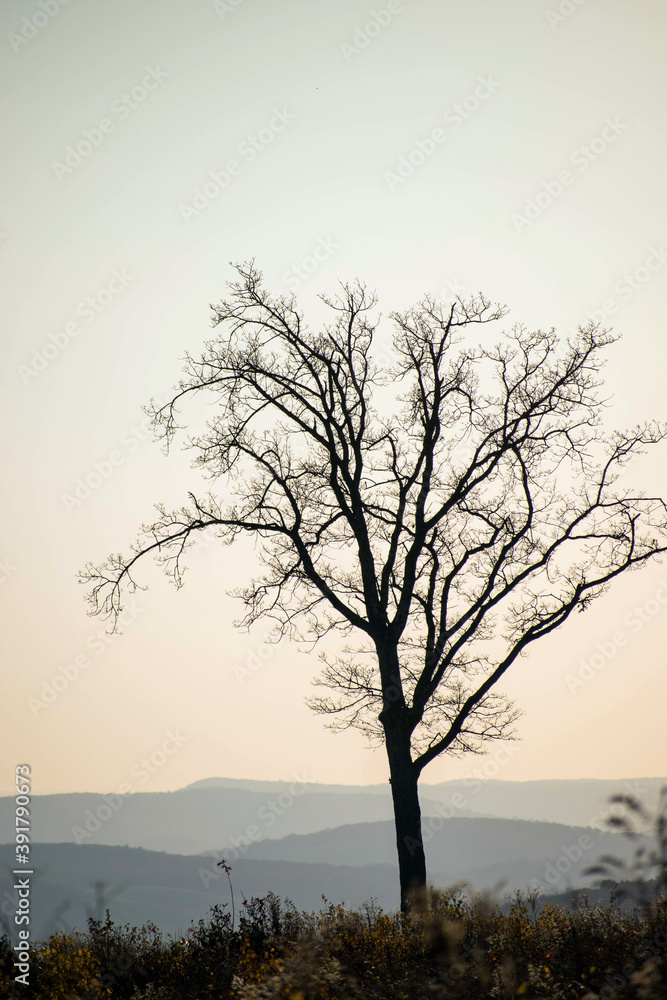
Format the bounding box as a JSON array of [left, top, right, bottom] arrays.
[[0, 777, 663, 856], [0, 815, 650, 940]]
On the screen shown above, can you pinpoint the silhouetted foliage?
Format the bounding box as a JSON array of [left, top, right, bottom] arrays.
[[586, 784, 667, 908]]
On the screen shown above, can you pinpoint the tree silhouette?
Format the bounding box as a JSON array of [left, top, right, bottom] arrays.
[[81, 261, 667, 911]]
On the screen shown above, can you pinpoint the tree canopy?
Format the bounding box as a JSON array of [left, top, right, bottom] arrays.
[[81, 261, 667, 909]]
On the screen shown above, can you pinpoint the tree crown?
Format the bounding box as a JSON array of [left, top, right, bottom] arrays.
[[81, 262, 667, 774]]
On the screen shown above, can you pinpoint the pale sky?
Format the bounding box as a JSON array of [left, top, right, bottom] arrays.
[[2, 0, 667, 796]]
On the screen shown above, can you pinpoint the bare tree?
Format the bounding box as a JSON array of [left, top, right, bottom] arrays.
[[81, 261, 667, 912]]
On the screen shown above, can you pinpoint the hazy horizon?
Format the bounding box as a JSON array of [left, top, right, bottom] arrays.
[[3, 772, 667, 800]]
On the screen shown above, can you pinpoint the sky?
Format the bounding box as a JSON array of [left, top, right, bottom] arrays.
[[2, 0, 667, 796]]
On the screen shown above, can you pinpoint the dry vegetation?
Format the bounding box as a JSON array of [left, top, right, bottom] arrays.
[[1, 885, 665, 1000]]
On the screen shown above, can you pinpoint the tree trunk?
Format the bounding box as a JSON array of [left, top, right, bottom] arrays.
[[383, 718, 427, 913]]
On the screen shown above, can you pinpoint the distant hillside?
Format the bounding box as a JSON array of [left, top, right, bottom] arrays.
[[185, 776, 667, 828], [0, 827, 648, 942], [185, 777, 389, 795], [0, 778, 662, 856], [238, 816, 651, 897], [0, 787, 399, 854], [421, 776, 666, 828], [0, 786, 468, 854], [240, 816, 642, 876], [0, 842, 403, 941]]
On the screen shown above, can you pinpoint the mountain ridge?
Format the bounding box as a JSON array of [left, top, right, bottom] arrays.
[[2, 777, 662, 855], [0, 822, 646, 941]]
